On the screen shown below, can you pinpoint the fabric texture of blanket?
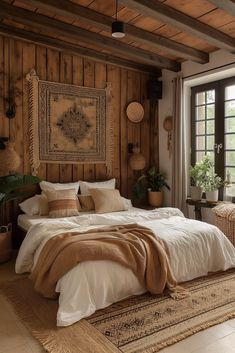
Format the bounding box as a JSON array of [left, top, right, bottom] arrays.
[[30, 223, 186, 300]]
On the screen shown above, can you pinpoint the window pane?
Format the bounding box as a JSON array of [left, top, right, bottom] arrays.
[[225, 151, 235, 166], [207, 135, 214, 150], [196, 151, 205, 162], [207, 151, 214, 164], [225, 100, 235, 117], [226, 167, 235, 181], [206, 90, 215, 103], [196, 92, 205, 105], [226, 134, 235, 149], [225, 118, 235, 133], [196, 121, 205, 135], [206, 120, 215, 134], [196, 136, 205, 150], [225, 85, 235, 100], [196, 106, 205, 120], [206, 104, 215, 119]]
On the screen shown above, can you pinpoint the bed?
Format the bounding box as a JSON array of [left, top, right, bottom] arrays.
[[16, 206, 235, 327]]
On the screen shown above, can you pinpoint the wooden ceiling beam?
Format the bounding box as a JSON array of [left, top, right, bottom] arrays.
[[0, 2, 180, 71], [208, 0, 235, 16], [120, 0, 235, 52], [19, 0, 208, 64], [0, 22, 161, 75]]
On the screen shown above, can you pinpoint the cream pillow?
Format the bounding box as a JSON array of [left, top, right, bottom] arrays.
[[79, 178, 115, 195], [78, 195, 95, 212], [40, 180, 80, 194], [90, 188, 127, 214], [45, 189, 79, 218], [19, 195, 42, 216]]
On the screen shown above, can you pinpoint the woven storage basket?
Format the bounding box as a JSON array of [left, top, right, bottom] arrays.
[[214, 213, 235, 246]]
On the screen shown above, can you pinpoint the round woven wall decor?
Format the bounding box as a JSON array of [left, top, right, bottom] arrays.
[[126, 101, 144, 123]]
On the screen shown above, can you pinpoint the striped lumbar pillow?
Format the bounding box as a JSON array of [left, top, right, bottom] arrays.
[[45, 189, 79, 218]]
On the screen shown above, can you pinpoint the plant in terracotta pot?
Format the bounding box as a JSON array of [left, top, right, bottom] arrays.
[[0, 173, 40, 262], [133, 167, 170, 207]]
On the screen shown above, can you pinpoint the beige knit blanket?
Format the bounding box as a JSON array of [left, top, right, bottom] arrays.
[[30, 224, 187, 299]]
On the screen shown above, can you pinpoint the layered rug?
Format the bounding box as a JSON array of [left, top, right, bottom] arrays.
[[1, 270, 235, 353]]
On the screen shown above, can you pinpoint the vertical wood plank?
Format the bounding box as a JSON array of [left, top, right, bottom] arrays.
[[46, 48, 60, 182], [140, 73, 150, 169], [1, 37, 10, 223], [150, 100, 159, 167], [72, 55, 84, 182], [9, 39, 23, 173], [95, 62, 107, 181], [120, 69, 128, 197], [59, 52, 73, 183], [36, 45, 47, 180], [107, 65, 121, 189], [22, 42, 35, 175], [83, 59, 95, 181]]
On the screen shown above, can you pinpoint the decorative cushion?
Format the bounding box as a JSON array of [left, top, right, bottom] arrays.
[[79, 178, 115, 195], [19, 195, 42, 216], [90, 188, 127, 214], [39, 180, 80, 194], [77, 195, 95, 212], [45, 189, 79, 218]]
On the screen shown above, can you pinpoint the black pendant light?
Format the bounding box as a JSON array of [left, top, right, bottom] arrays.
[[112, 0, 125, 38]]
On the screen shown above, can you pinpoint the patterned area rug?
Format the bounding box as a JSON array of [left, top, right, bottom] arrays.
[[0, 270, 235, 353], [87, 270, 235, 353]]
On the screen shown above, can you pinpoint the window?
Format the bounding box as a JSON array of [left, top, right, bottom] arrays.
[[191, 77, 235, 195]]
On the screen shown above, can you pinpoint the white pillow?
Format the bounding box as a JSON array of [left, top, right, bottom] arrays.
[[79, 178, 116, 195], [19, 195, 41, 216], [40, 181, 80, 194], [122, 197, 133, 209]]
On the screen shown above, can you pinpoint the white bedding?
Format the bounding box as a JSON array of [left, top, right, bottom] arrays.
[[16, 207, 235, 327]]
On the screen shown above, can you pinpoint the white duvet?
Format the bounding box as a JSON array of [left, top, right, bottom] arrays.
[[15, 207, 235, 326]]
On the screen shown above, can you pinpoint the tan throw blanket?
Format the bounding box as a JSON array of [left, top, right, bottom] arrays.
[[30, 224, 187, 299]]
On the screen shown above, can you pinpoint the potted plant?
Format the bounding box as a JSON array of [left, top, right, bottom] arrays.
[[0, 172, 40, 262], [133, 166, 170, 207], [203, 172, 223, 202], [189, 156, 214, 201]]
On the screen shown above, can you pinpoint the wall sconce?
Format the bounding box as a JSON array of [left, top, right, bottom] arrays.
[[128, 143, 146, 170]]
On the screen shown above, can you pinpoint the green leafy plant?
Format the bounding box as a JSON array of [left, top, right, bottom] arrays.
[[133, 166, 170, 201], [189, 155, 213, 187], [190, 155, 223, 191], [203, 173, 223, 192], [0, 173, 40, 227]]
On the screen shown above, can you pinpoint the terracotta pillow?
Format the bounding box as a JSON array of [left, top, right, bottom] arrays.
[[45, 189, 79, 218], [90, 188, 127, 214], [78, 195, 95, 212]]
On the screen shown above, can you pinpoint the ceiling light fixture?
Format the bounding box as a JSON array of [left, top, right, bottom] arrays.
[[112, 0, 125, 38]]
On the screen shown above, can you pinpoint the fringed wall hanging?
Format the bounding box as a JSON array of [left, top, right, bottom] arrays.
[[26, 69, 113, 176]]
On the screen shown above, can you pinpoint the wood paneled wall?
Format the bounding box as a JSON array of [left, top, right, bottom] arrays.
[[0, 35, 158, 199]]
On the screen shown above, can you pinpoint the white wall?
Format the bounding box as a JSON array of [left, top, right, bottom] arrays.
[[159, 49, 235, 220]]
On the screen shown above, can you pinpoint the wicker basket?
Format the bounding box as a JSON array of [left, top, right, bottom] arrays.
[[214, 212, 235, 246]]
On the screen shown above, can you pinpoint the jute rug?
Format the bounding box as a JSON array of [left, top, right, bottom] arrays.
[[1, 270, 235, 353]]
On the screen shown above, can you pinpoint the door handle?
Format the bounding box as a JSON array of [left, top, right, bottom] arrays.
[[214, 143, 223, 154]]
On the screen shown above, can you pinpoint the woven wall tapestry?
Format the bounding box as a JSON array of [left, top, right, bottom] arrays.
[[26, 69, 113, 176]]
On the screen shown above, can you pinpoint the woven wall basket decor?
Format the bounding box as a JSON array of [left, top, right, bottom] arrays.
[[26, 70, 113, 176], [126, 101, 144, 123]]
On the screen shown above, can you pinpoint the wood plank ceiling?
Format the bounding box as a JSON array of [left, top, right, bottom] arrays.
[[0, 0, 235, 74]]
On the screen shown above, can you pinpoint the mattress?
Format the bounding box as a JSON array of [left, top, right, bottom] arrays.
[[17, 207, 145, 231]]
